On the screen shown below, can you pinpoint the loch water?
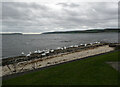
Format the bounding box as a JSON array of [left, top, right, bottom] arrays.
[[2, 33, 119, 58]]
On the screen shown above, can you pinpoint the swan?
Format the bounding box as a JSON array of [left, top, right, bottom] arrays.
[[38, 50, 42, 53], [43, 49, 48, 52], [26, 53, 30, 57], [41, 53, 46, 56], [84, 44, 87, 46], [80, 44, 83, 45], [42, 50, 45, 52], [29, 52, 32, 54], [46, 51, 50, 54], [97, 41, 100, 44], [63, 47, 67, 49], [74, 45, 78, 47], [70, 45, 73, 47], [34, 50, 38, 53], [94, 41, 99, 44], [21, 52, 24, 55], [61, 48, 64, 50], [47, 49, 50, 51], [90, 43, 93, 45], [57, 47, 61, 49], [50, 49, 54, 52]]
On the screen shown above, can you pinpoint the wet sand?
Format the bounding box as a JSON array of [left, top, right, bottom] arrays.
[[1, 45, 114, 77]]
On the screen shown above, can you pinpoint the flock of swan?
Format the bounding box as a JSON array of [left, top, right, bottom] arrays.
[[21, 41, 101, 57]]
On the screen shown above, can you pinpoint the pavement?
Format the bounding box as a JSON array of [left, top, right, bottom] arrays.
[[106, 62, 120, 72]]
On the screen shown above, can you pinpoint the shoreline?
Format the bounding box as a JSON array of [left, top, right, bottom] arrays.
[[1, 42, 118, 77], [2, 42, 108, 64], [2, 49, 118, 80]]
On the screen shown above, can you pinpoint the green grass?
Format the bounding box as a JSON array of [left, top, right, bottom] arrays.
[[3, 51, 120, 85]]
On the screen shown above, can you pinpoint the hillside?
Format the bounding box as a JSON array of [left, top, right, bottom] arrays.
[[42, 28, 120, 34], [1, 33, 23, 35]]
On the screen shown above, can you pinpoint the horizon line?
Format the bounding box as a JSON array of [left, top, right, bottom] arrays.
[[0, 27, 119, 34]]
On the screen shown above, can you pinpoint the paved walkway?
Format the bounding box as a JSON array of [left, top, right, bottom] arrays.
[[106, 62, 120, 72]]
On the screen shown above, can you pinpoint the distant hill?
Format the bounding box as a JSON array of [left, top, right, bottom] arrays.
[[42, 28, 120, 34], [0, 33, 23, 35]]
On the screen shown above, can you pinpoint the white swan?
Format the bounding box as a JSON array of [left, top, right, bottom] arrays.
[[97, 41, 100, 44], [34, 50, 38, 53], [43, 49, 48, 52], [90, 43, 93, 45], [63, 47, 67, 49], [70, 45, 73, 47], [57, 47, 61, 49], [94, 41, 98, 44], [84, 44, 87, 46], [26, 53, 30, 57], [80, 44, 83, 45], [46, 51, 50, 54], [21, 52, 24, 55], [41, 53, 46, 56], [38, 50, 42, 53], [50, 49, 54, 52], [29, 52, 32, 54], [74, 45, 78, 47], [61, 48, 64, 50]]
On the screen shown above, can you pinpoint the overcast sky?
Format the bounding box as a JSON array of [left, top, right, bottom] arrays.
[[1, 2, 118, 33]]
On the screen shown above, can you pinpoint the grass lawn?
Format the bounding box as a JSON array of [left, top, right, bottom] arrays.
[[2, 51, 120, 85]]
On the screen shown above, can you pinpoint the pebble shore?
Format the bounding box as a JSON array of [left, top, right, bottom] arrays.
[[1, 42, 119, 77]]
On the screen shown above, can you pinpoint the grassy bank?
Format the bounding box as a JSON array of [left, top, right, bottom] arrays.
[[3, 51, 119, 85]]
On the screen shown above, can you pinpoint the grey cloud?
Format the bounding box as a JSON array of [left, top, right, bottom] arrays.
[[57, 3, 80, 8], [2, 2, 118, 33]]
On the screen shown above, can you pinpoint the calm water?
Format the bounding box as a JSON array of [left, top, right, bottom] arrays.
[[2, 33, 119, 58]]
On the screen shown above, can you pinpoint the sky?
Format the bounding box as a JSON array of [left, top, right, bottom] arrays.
[[1, 1, 118, 33]]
